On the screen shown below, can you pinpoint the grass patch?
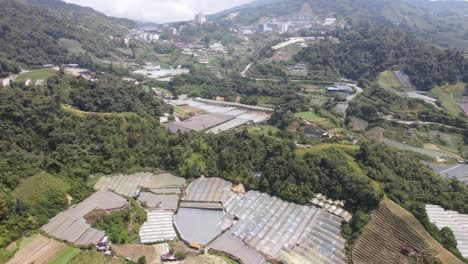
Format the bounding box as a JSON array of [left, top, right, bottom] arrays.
[[172, 105, 188, 118], [16, 69, 56, 83], [68, 251, 125, 264], [61, 104, 138, 119], [430, 82, 465, 115], [49, 247, 81, 264], [59, 38, 85, 55], [13, 173, 69, 205], [377, 70, 401, 90], [294, 112, 341, 132], [296, 143, 359, 156]]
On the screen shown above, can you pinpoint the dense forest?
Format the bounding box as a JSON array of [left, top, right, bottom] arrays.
[[0, 58, 20, 78], [295, 22, 468, 90], [0, 0, 132, 65]]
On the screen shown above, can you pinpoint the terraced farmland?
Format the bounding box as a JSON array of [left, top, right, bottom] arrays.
[[352, 198, 463, 264], [7, 235, 68, 264]]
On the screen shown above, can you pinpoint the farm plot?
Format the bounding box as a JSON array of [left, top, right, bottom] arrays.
[[113, 244, 170, 263], [183, 255, 230, 264], [293, 112, 342, 133], [7, 235, 68, 264], [67, 251, 125, 264], [352, 198, 463, 264]]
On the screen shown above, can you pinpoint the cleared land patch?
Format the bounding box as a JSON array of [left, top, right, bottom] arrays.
[[378, 70, 402, 91], [293, 112, 343, 133], [15, 69, 56, 84], [68, 251, 125, 264], [112, 244, 170, 263], [430, 82, 465, 115], [6, 235, 67, 264], [352, 198, 463, 264], [13, 173, 70, 205]]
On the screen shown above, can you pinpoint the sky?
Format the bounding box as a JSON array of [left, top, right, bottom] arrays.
[[63, 0, 255, 23]]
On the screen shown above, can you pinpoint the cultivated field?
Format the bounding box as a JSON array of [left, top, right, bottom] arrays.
[[113, 244, 169, 263], [68, 251, 125, 264], [6, 235, 68, 264], [352, 198, 463, 264], [183, 255, 230, 264], [15, 69, 56, 83], [378, 70, 402, 91], [48, 247, 80, 264], [13, 173, 70, 205]]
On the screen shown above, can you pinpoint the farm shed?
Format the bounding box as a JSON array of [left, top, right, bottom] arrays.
[[427, 163, 468, 185], [224, 191, 346, 261], [209, 232, 266, 264], [183, 177, 234, 203], [138, 192, 179, 211], [41, 190, 127, 245], [164, 113, 236, 132], [94, 172, 185, 197], [174, 208, 230, 245], [139, 210, 177, 243], [180, 201, 223, 210], [426, 205, 468, 258], [207, 118, 251, 134]]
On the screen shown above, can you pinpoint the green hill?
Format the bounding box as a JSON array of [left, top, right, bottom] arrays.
[[0, 0, 135, 66]]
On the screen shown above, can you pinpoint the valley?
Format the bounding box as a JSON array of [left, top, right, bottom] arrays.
[[0, 0, 467, 263]]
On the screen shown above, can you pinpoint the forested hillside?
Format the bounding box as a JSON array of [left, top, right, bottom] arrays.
[[217, 0, 468, 50], [0, 0, 134, 65], [295, 22, 467, 90]]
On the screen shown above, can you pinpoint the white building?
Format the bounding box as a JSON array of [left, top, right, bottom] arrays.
[[195, 12, 207, 25]]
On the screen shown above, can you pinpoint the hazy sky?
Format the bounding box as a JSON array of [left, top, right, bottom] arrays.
[[63, 0, 254, 23]]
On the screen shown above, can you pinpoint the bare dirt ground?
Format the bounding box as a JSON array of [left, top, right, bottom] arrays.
[[183, 255, 229, 264], [170, 241, 199, 258], [7, 235, 67, 264], [112, 243, 169, 264], [113, 244, 169, 264], [349, 117, 369, 131]]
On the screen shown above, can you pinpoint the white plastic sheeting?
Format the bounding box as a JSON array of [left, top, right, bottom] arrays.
[[139, 210, 177, 244], [426, 204, 468, 258], [224, 191, 346, 263]]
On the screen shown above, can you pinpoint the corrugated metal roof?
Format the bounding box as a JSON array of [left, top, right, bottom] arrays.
[[41, 190, 126, 245], [210, 232, 266, 264], [183, 177, 234, 203], [179, 201, 224, 210], [139, 210, 177, 244], [174, 208, 229, 245], [138, 192, 179, 211], [94, 172, 185, 197]]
